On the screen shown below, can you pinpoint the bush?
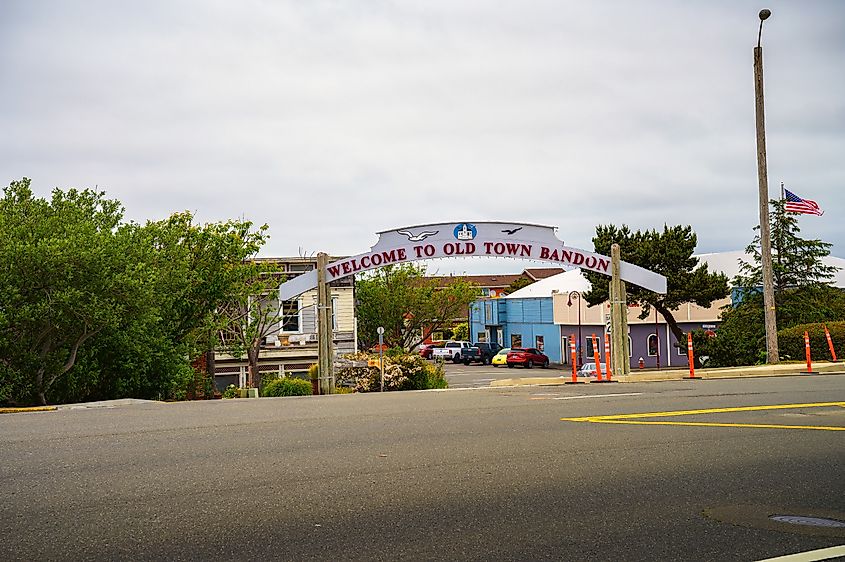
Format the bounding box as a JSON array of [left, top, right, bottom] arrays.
[[222, 384, 240, 399], [335, 352, 448, 392], [778, 322, 844, 362], [263, 377, 313, 397]]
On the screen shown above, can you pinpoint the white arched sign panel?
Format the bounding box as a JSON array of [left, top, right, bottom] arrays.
[[279, 222, 667, 300]]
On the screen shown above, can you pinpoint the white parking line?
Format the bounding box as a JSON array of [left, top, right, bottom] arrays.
[[754, 545, 845, 562], [554, 393, 643, 400]]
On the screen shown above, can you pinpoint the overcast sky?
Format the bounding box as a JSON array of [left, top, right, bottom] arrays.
[[2, 0, 843, 274]]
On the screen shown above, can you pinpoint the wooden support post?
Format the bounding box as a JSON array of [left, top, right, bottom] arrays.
[[610, 244, 629, 377], [316, 253, 334, 394]]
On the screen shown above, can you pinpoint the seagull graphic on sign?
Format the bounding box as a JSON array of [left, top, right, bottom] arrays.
[[397, 229, 438, 242]]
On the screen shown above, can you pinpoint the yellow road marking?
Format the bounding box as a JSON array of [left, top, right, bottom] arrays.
[[0, 406, 58, 414], [561, 402, 845, 431]]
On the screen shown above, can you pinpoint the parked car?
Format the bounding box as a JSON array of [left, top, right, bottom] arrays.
[[506, 347, 550, 368], [419, 341, 445, 359], [577, 362, 606, 377], [491, 347, 511, 367], [432, 341, 473, 363], [461, 342, 503, 365]]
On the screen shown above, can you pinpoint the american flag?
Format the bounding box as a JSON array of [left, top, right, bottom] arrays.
[[784, 189, 824, 216]]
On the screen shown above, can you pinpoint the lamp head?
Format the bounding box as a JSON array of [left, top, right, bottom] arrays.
[[759, 9, 771, 21]]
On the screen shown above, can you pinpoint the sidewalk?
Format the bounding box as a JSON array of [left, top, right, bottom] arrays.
[[490, 361, 845, 387]]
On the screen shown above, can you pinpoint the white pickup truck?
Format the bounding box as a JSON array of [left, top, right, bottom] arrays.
[[432, 341, 472, 363]]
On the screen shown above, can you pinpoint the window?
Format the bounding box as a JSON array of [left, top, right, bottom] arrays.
[[585, 337, 595, 357], [628, 336, 633, 358], [485, 302, 493, 323], [535, 335, 544, 351], [477, 332, 487, 343], [281, 299, 300, 333], [511, 334, 522, 348], [331, 296, 338, 331], [647, 334, 659, 357]]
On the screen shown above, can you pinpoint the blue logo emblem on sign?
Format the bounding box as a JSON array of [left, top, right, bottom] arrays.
[[453, 223, 477, 241]]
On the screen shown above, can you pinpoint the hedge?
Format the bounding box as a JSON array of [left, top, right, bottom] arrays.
[[263, 377, 313, 397], [777, 322, 844, 362]]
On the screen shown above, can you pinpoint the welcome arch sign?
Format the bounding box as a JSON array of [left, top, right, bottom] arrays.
[[279, 222, 666, 300]]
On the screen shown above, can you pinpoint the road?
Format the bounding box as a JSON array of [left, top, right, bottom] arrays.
[[441, 358, 549, 388], [2, 375, 844, 561]]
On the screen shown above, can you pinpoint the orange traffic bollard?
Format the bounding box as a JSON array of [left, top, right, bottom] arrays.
[[824, 325, 837, 362], [687, 332, 697, 379], [604, 333, 613, 381], [804, 331, 814, 373], [591, 334, 604, 381], [565, 335, 584, 384]]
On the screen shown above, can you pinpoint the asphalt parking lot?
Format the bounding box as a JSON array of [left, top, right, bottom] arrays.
[[438, 358, 563, 388]]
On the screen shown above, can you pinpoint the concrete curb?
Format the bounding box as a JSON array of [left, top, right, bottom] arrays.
[[490, 361, 845, 387]]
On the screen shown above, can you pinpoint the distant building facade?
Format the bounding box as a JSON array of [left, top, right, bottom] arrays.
[[213, 256, 356, 390]]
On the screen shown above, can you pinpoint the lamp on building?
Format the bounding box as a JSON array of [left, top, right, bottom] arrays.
[[567, 291, 583, 368]]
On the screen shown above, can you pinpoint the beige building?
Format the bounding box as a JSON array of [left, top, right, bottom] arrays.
[[213, 257, 356, 390]]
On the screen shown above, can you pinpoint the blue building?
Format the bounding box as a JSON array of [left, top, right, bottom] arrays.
[[469, 296, 563, 362]]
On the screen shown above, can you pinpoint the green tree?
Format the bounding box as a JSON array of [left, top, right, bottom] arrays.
[[355, 264, 479, 351], [0, 179, 150, 405], [217, 264, 284, 389], [505, 277, 533, 294], [735, 199, 838, 296], [583, 224, 730, 359], [140, 213, 269, 374], [704, 203, 842, 366], [0, 179, 270, 405], [452, 322, 469, 341]]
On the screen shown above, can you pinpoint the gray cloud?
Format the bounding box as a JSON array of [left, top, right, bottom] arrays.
[[2, 0, 843, 273]]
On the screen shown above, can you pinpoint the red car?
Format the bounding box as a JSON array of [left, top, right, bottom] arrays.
[[506, 347, 550, 368], [419, 341, 445, 359]]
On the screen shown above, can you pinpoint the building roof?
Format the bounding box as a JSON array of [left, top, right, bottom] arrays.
[[427, 273, 524, 289], [522, 267, 566, 280], [505, 268, 591, 298]]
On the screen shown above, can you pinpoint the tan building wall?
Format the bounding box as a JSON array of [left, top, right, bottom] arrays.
[[553, 294, 729, 326]]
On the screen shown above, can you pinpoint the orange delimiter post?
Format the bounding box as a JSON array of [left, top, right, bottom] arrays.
[[604, 333, 613, 381], [592, 334, 604, 381], [824, 325, 837, 361], [570, 335, 577, 383], [804, 331, 813, 373], [687, 332, 697, 379]]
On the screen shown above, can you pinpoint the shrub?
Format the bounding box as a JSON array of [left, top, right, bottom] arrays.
[[263, 377, 313, 397], [777, 322, 844, 362], [335, 352, 448, 392], [222, 384, 240, 399]]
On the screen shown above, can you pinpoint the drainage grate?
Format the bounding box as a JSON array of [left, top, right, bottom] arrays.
[[770, 515, 845, 528]]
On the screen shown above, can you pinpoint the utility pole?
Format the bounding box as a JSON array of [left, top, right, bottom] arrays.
[[316, 252, 334, 394], [610, 244, 630, 377], [754, 9, 779, 364]]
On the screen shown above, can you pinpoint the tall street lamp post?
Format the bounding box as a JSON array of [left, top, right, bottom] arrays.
[[754, 9, 779, 364], [567, 291, 582, 368]]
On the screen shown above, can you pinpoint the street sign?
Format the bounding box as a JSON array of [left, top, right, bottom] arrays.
[[377, 326, 385, 335]]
